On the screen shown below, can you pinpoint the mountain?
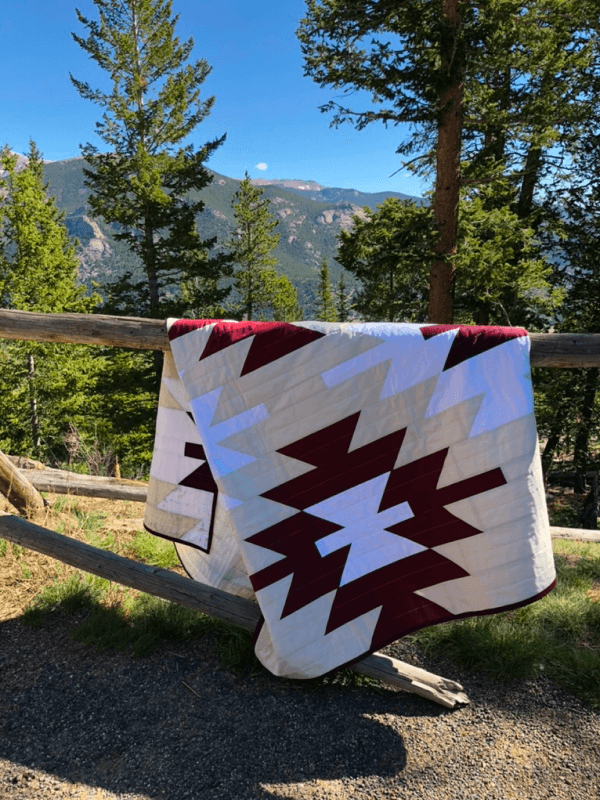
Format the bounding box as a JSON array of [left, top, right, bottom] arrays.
[[41, 158, 422, 315], [249, 177, 424, 209]]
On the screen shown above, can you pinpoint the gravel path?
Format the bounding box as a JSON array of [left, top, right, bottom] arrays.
[[1, 612, 599, 800]]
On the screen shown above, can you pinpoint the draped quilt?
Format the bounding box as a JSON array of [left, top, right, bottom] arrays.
[[144, 320, 556, 679]]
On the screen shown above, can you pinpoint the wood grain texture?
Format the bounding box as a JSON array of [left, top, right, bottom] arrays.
[[0, 309, 167, 351], [18, 467, 148, 502], [0, 514, 469, 707], [1, 309, 600, 367], [529, 333, 600, 368]]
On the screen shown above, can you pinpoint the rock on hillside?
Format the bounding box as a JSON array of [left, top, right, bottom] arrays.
[[63, 212, 112, 282]]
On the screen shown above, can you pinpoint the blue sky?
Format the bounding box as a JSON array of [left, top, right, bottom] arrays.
[[1, 0, 427, 196]]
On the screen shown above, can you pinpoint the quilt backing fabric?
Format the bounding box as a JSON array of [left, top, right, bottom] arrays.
[[144, 320, 556, 679]]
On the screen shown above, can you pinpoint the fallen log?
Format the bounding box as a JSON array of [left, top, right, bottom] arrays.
[[10, 459, 600, 547], [0, 514, 469, 708], [14, 462, 600, 545], [17, 466, 148, 503], [0, 309, 599, 367], [549, 526, 600, 544], [0, 450, 46, 518]]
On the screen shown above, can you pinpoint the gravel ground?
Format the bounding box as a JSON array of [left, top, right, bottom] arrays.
[[0, 611, 599, 800]]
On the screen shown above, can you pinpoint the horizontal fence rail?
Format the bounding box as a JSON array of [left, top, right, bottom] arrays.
[[0, 309, 599, 367], [0, 309, 168, 351]]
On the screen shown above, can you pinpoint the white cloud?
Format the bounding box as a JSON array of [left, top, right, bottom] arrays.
[[255, 162, 268, 171]]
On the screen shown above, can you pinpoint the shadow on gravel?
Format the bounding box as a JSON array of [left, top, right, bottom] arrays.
[[0, 614, 450, 800]]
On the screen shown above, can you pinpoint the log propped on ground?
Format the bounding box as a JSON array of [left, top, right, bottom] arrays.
[[0, 513, 469, 709], [549, 526, 600, 544], [0, 450, 46, 517]]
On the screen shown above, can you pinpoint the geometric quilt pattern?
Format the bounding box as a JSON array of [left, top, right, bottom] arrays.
[[146, 319, 556, 679]]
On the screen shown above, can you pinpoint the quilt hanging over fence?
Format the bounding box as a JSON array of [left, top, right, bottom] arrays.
[[144, 320, 556, 679]]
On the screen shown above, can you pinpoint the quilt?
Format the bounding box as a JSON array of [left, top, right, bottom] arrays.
[[144, 320, 556, 679]]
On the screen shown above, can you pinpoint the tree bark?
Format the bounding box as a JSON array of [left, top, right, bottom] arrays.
[[27, 353, 41, 456], [573, 368, 599, 494], [516, 143, 543, 221], [429, 0, 463, 324], [541, 424, 563, 479]]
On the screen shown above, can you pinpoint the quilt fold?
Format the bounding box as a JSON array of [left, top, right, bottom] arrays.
[[144, 320, 555, 679]]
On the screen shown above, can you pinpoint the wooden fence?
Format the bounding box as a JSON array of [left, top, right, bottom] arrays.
[[0, 308, 599, 708]]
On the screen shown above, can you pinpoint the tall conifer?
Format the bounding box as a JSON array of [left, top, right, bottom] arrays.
[[228, 173, 282, 320], [316, 258, 337, 322], [71, 0, 230, 320], [0, 142, 99, 459]]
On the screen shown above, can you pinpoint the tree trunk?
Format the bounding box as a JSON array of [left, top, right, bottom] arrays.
[[575, 472, 599, 531], [541, 424, 563, 479], [144, 215, 164, 382], [429, 0, 463, 324], [27, 353, 41, 456], [573, 368, 599, 492], [516, 144, 543, 221]]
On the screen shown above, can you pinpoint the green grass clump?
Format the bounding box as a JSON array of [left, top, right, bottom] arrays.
[[23, 573, 109, 626], [409, 540, 600, 708], [24, 573, 217, 656], [128, 529, 179, 569]]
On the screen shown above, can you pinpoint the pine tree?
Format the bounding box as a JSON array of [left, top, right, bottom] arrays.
[[336, 274, 350, 323], [535, 131, 600, 497], [0, 142, 99, 460], [336, 200, 434, 322], [316, 258, 337, 322], [228, 173, 282, 320], [257, 269, 303, 321], [298, 0, 596, 323], [71, 0, 231, 320], [336, 195, 559, 326]]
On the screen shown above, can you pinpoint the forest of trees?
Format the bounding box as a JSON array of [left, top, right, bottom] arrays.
[[0, 0, 599, 525]]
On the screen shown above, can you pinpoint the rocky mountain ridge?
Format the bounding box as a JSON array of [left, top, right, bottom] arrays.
[[18, 157, 422, 314]]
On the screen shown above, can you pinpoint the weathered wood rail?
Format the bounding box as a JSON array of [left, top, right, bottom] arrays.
[[1, 309, 599, 707], [1, 308, 600, 367]]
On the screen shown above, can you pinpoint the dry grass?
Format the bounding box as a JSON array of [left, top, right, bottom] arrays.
[[0, 493, 184, 622]]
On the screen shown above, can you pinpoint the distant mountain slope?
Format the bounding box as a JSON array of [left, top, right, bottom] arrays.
[[41, 158, 423, 315], [250, 178, 424, 209]]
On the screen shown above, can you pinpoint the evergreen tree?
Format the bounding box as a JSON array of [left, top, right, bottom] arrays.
[[0, 142, 99, 460], [454, 186, 562, 328], [336, 199, 434, 322], [336, 273, 350, 322], [298, 0, 596, 322], [257, 269, 303, 321], [71, 0, 231, 320], [228, 173, 282, 320], [316, 258, 337, 321], [534, 130, 600, 497], [336, 195, 560, 326]]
